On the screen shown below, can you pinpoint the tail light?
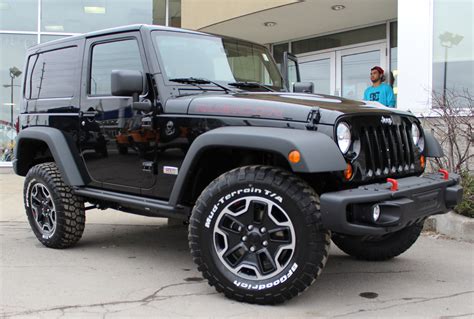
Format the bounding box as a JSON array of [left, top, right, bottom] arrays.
[[15, 116, 19, 133]]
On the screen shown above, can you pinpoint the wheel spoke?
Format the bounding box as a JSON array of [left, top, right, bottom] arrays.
[[256, 249, 277, 275], [219, 213, 245, 235], [223, 244, 248, 267], [268, 226, 292, 243]]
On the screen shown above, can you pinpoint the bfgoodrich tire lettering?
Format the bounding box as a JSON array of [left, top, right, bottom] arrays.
[[189, 166, 330, 304], [24, 162, 85, 248]]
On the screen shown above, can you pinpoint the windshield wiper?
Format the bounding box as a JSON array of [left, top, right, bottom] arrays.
[[228, 81, 275, 92], [169, 77, 235, 94]]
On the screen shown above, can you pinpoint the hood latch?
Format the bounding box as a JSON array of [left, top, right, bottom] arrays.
[[306, 107, 321, 130]]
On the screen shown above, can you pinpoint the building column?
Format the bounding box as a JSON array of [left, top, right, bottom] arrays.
[[397, 0, 433, 114]]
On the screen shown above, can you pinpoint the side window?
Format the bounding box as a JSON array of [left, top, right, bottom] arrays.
[[90, 39, 144, 96], [24, 54, 38, 99], [30, 46, 79, 99]]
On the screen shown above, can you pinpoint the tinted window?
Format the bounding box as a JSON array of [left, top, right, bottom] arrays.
[[30, 46, 79, 99], [90, 39, 144, 96]]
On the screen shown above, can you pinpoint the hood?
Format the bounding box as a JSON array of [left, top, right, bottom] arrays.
[[171, 92, 413, 125]]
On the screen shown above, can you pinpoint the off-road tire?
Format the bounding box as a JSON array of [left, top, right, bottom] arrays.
[[24, 162, 85, 248], [332, 222, 424, 261], [189, 166, 331, 304]]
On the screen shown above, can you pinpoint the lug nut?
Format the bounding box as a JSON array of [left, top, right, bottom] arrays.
[[260, 227, 266, 233], [250, 246, 256, 252], [247, 225, 254, 231], [241, 236, 247, 242], [262, 240, 268, 247]]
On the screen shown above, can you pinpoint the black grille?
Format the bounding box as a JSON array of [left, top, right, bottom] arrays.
[[347, 115, 422, 181]]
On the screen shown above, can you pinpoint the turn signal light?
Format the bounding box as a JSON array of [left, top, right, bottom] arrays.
[[420, 155, 425, 169], [288, 150, 301, 164], [344, 163, 353, 180]]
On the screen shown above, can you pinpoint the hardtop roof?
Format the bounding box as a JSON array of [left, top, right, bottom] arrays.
[[27, 24, 209, 52]]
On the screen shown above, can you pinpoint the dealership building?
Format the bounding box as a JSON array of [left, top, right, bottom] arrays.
[[0, 0, 472, 164]]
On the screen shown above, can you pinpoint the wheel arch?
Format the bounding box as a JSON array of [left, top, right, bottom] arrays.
[[14, 127, 90, 186], [169, 126, 347, 206]]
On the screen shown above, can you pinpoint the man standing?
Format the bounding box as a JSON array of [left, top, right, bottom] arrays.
[[363, 66, 396, 108]]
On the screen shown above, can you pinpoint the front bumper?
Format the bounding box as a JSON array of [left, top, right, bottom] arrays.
[[320, 172, 463, 236]]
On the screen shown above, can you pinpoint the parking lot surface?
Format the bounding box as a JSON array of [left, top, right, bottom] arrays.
[[1, 173, 473, 318]]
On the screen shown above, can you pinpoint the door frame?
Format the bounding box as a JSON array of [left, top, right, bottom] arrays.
[[296, 40, 387, 97], [336, 42, 387, 98], [297, 51, 336, 95]]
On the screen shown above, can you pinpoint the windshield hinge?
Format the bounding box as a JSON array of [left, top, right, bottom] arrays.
[[306, 107, 321, 130]]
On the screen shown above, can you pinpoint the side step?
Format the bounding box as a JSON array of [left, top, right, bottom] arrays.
[[74, 187, 190, 220]]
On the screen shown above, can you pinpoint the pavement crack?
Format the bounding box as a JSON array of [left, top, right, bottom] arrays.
[[2, 281, 208, 318], [332, 291, 474, 318]]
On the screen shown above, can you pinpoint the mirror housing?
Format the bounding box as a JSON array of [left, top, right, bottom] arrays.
[[111, 70, 143, 101], [293, 82, 314, 94]]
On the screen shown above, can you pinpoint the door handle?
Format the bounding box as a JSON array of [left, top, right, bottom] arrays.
[[81, 110, 98, 117]]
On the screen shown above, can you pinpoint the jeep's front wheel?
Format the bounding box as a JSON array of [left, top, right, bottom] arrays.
[[188, 166, 330, 304], [332, 222, 424, 261], [24, 162, 86, 248]]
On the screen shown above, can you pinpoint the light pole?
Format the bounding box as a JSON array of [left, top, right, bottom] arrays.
[[438, 32, 463, 107], [3, 66, 22, 127]]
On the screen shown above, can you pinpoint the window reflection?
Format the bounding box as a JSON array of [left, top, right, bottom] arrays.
[[90, 40, 144, 96], [433, 0, 473, 103], [0, 34, 37, 161], [41, 0, 158, 33]]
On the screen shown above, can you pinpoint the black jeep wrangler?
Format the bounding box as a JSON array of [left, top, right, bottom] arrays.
[[14, 25, 462, 304]]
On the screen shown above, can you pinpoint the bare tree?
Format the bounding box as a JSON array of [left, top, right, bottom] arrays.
[[424, 89, 473, 173]]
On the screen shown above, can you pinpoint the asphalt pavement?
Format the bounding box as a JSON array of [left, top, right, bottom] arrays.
[[1, 173, 473, 318]]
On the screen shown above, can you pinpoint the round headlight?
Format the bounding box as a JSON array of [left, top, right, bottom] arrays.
[[336, 122, 351, 154], [411, 124, 425, 151]]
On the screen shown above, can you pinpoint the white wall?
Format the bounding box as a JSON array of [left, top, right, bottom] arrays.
[[397, 0, 433, 114]]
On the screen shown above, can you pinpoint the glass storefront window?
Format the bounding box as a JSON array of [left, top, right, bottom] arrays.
[[291, 24, 386, 55], [272, 42, 289, 68], [169, 0, 181, 27], [0, 34, 37, 161], [432, 0, 473, 105], [41, 0, 155, 33], [300, 59, 331, 95], [40, 34, 72, 43], [0, 0, 37, 31]]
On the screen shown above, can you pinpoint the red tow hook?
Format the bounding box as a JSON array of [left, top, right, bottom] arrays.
[[439, 169, 449, 180], [387, 178, 398, 191]]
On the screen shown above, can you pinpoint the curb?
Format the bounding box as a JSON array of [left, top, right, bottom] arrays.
[[0, 166, 14, 174], [424, 212, 474, 242]]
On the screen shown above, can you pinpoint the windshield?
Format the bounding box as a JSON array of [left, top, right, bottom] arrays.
[[152, 31, 283, 91]]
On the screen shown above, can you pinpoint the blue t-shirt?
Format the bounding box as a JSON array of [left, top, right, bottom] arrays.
[[363, 83, 396, 108]]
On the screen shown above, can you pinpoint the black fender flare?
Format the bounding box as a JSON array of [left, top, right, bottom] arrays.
[[423, 132, 444, 158], [14, 127, 89, 186], [168, 126, 346, 206]]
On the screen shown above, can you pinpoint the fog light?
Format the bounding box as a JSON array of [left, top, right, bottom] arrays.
[[372, 205, 381, 222]]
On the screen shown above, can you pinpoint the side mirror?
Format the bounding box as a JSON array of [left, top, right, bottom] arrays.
[[111, 70, 143, 101], [293, 82, 314, 94]]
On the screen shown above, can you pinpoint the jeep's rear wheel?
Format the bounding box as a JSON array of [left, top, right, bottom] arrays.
[[24, 162, 85, 248], [189, 166, 330, 304], [332, 222, 424, 261]]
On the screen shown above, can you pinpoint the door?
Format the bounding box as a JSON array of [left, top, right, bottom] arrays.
[[79, 32, 156, 193], [298, 52, 336, 95], [297, 42, 386, 99], [336, 43, 386, 100]]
